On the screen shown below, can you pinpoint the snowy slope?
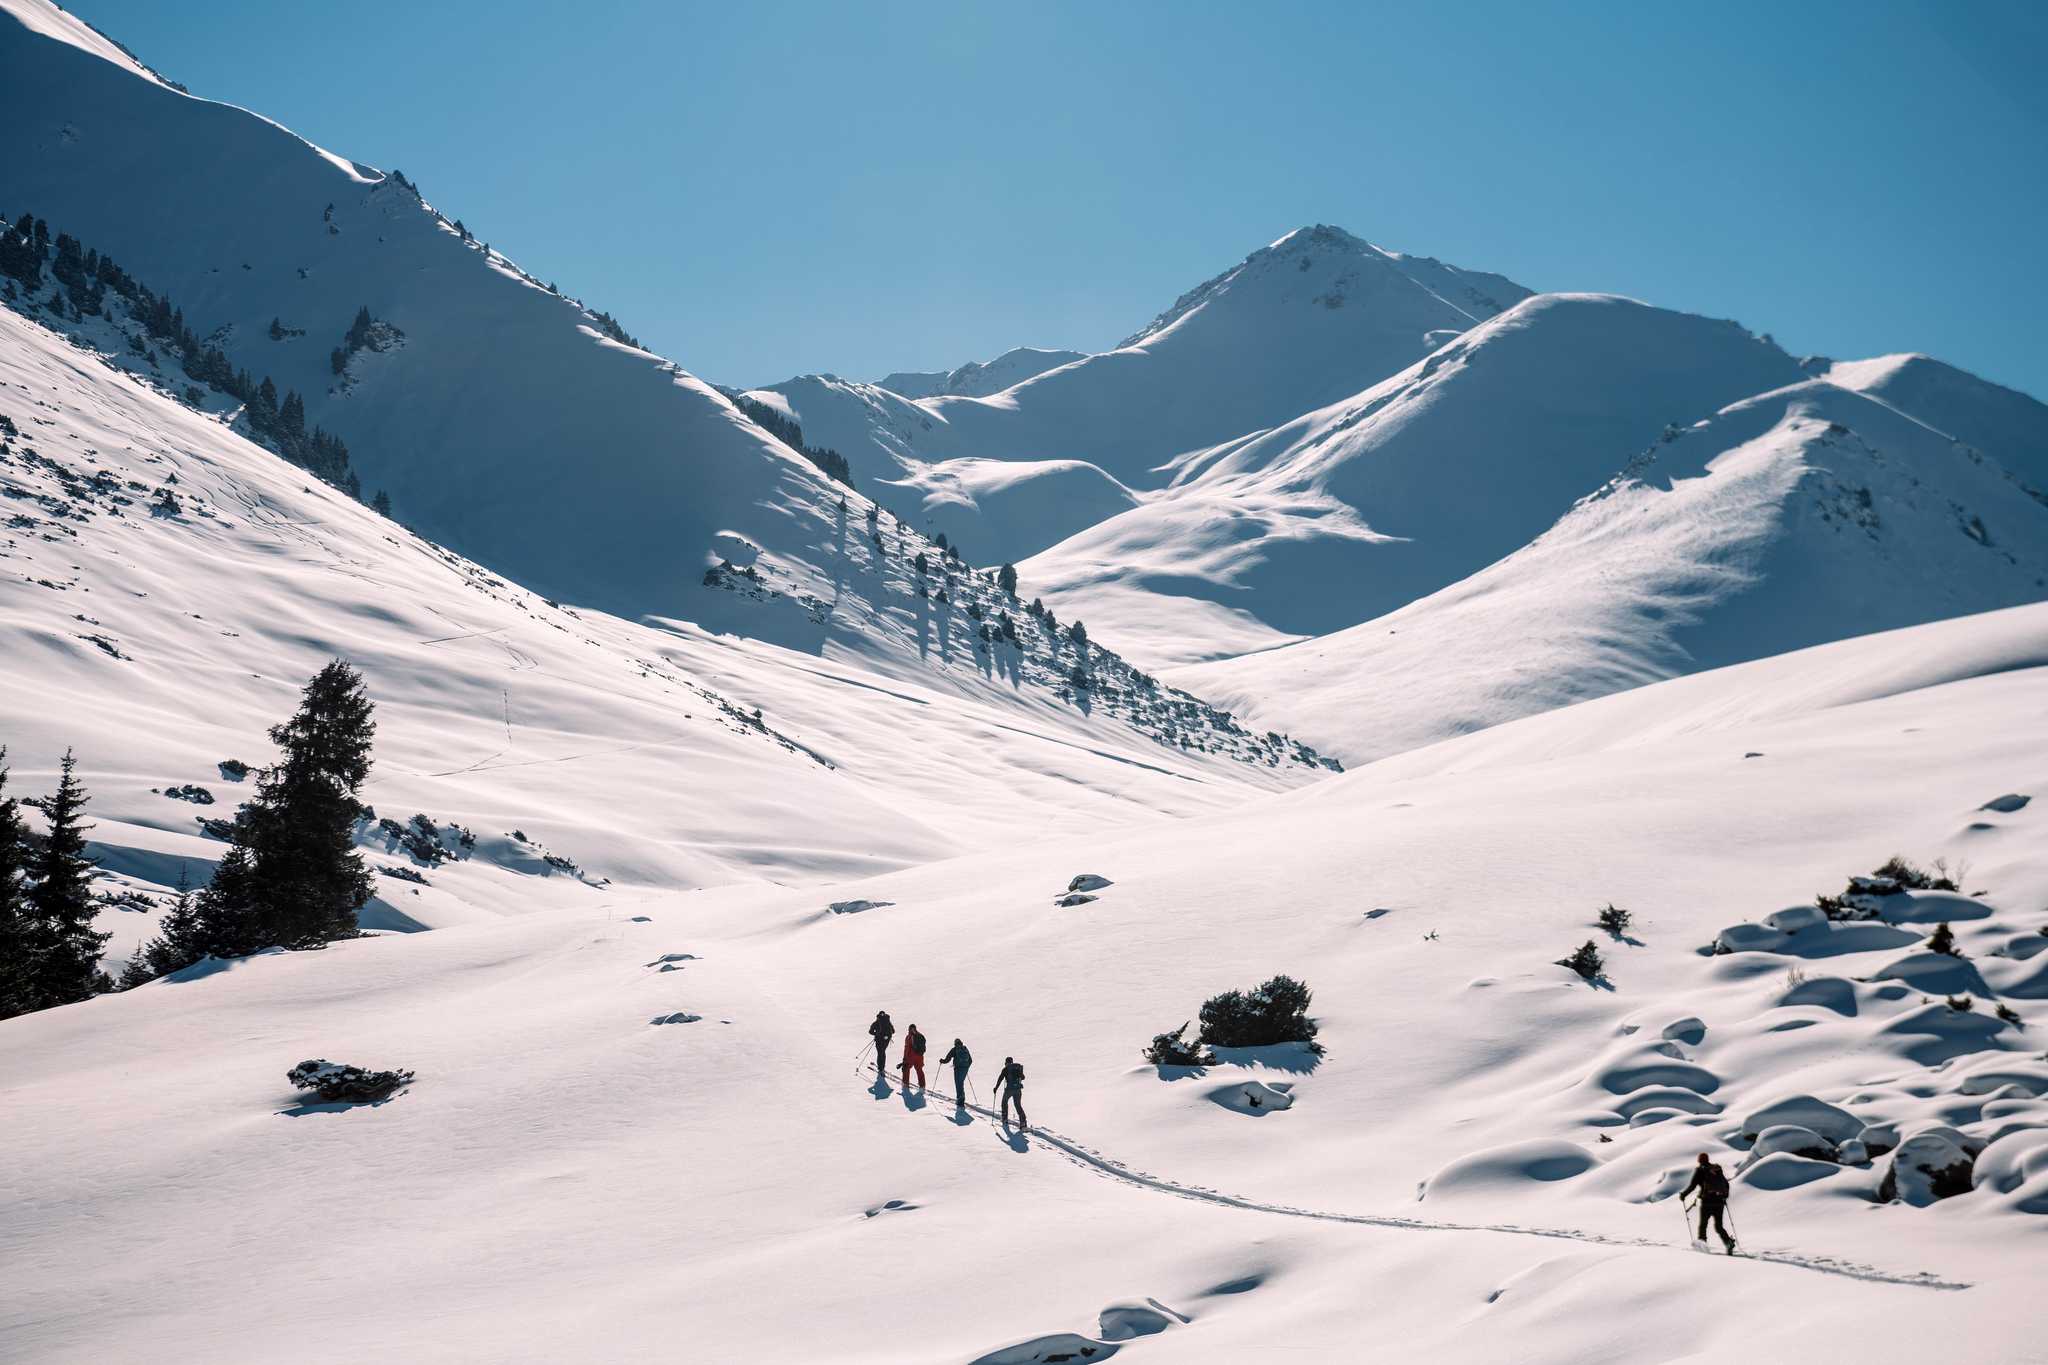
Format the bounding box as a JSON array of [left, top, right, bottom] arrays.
[[0, 297, 1327, 979], [0, 0, 859, 628], [1175, 378, 2048, 762], [750, 226, 1532, 563], [1824, 352, 2048, 487], [878, 345, 1086, 400], [1026, 293, 1810, 667], [5, 602, 2045, 1362]]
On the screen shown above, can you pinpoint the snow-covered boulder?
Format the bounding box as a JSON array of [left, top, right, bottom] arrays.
[[1066, 874, 1113, 893], [1206, 1080, 1295, 1116], [1879, 1127, 1978, 1205], [1764, 904, 1829, 935], [1737, 1152, 1839, 1190], [1740, 1095, 1860, 1144], [1872, 951, 1988, 995], [1858, 1122, 1900, 1156], [1421, 1140, 1597, 1199], [1972, 1129, 2048, 1213], [1747, 1124, 1837, 1162], [1714, 922, 1789, 955], [1660, 1017, 1707, 1044]]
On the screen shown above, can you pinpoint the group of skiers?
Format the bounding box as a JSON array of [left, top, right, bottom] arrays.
[[867, 1010, 1027, 1129], [866, 1018, 1738, 1253]]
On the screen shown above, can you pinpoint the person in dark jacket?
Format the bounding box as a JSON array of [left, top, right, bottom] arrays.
[[938, 1038, 972, 1107], [1681, 1151, 1736, 1253], [899, 1024, 928, 1089], [868, 1011, 894, 1076], [994, 1056, 1027, 1129]]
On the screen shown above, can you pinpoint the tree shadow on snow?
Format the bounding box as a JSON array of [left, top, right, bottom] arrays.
[[276, 1093, 405, 1118], [1209, 1043, 1324, 1074]]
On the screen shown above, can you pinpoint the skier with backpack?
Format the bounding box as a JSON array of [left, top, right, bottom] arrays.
[[899, 1023, 928, 1089], [994, 1056, 1028, 1129], [867, 1011, 894, 1077], [1680, 1151, 1737, 1253], [938, 1038, 972, 1107]]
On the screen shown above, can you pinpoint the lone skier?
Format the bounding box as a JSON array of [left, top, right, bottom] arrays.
[[995, 1056, 1027, 1129], [939, 1037, 972, 1107], [1681, 1151, 1737, 1253], [868, 1010, 894, 1077], [899, 1023, 928, 1089]]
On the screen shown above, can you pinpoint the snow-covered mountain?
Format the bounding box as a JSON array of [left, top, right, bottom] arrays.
[[877, 345, 1086, 400], [747, 226, 1533, 564], [7, 4, 2048, 1360], [0, 297, 1324, 954], [1176, 375, 2048, 762], [0, 1, 865, 631]]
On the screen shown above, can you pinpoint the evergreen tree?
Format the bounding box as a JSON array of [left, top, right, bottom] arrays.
[[372, 489, 391, 517], [122, 865, 197, 988], [22, 750, 110, 1007], [184, 661, 377, 958], [0, 748, 38, 1019], [998, 563, 1018, 597]]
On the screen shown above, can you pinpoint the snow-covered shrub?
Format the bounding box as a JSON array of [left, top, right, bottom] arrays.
[[1996, 1003, 2023, 1027], [286, 1059, 413, 1103], [1946, 994, 1975, 1012], [1197, 975, 1319, 1050], [216, 758, 249, 781], [163, 784, 213, 804], [1597, 903, 1632, 937], [1143, 1022, 1216, 1067], [1926, 921, 1962, 956], [1557, 941, 1606, 982]]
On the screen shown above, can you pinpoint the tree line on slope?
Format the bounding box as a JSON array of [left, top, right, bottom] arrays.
[[0, 661, 378, 1021], [730, 393, 856, 489], [0, 212, 393, 516]]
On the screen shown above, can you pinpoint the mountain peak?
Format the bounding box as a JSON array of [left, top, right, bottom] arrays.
[[1119, 226, 1530, 350]]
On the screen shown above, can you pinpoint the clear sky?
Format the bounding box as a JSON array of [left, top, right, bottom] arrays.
[[63, 0, 2048, 396]]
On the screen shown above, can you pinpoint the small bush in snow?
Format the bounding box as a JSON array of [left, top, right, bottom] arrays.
[[1873, 856, 1949, 892], [1995, 1003, 2022, 1027], [1945, 994, 1974, 1013], [1558, 941, 1606, 982], [216, 758, 250, 780], [1197, 975, 1320, 1050], [1143, 1022, 1216, 1067], [1597, 903, 1632, 937], [1926, 922, 1961, 957], [286, 1058, 413, 1103]]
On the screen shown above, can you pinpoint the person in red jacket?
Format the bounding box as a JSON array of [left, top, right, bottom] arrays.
[[898, 1024, 927, 1089]]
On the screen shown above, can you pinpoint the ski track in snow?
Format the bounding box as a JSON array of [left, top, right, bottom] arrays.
[[879, 1070, 1971, 1292]]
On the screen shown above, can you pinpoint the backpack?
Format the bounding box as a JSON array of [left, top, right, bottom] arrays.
[[1699, 1162, 1729, 1199], [1006, 1062, 1026, 1086]]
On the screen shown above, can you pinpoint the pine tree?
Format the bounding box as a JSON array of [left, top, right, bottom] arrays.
[[372, 489, 392, 517], [22, 750, 110, 1007], [184, 661, 377, 957], [122, 865, 197, 987], [0, 748, 39, 1019], [1926, 921, 1960, 957], [998, 563, 1018, 597]]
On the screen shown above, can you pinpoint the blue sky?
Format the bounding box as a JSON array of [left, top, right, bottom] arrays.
[[68, 0, 2048, 395]]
